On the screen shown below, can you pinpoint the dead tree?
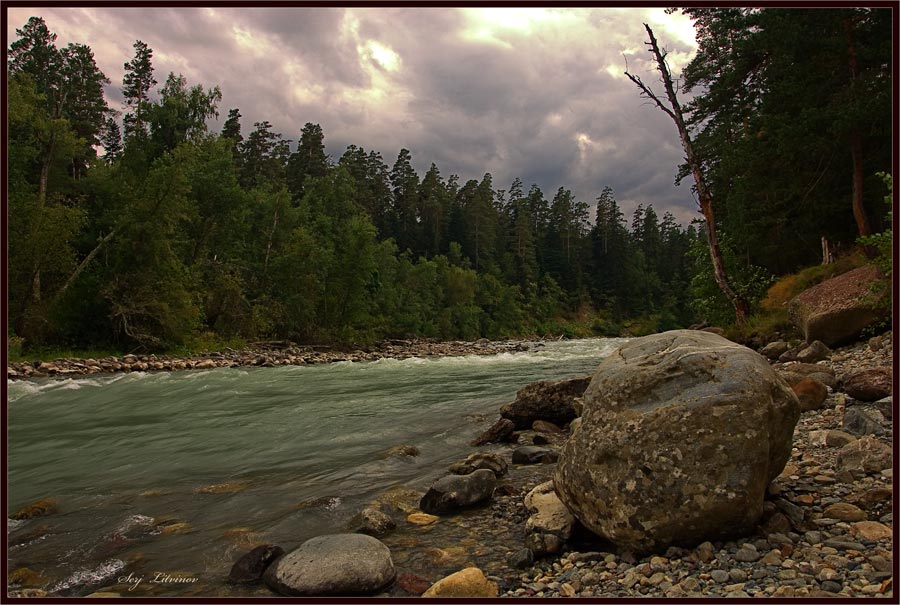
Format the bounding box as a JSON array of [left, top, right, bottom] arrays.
[[625, 23, 750, 327]]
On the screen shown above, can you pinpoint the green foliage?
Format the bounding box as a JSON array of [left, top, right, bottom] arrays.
[[858, 172, 893, 277], [688, 228, 775, 327]]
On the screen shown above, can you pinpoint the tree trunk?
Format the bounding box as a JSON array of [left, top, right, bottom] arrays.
[[626, 23, 750, 326], [843, 17, 872, 242], [55, 228, 118, 300]]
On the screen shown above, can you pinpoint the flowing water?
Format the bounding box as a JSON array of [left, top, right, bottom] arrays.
[[7, 338, 625, 596]]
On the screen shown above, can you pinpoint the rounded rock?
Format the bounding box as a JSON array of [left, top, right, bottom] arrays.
[[262, 533, 395, 596]]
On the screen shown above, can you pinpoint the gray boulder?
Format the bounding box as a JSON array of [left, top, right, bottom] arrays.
[[448, 452, 508, 477], [500, 375, 591, 429], [263, 534, 395, 596], [837, 436, 892, 475], [524, 481, 575, 556], [795, 340, 832, 363], [419, 469, 496, 514], [760, 341, 790, 360], [842, 407, 886, 436], [554, 330, 800, 553]]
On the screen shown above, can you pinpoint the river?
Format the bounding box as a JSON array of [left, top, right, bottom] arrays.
[[7, 337, 625, 596]]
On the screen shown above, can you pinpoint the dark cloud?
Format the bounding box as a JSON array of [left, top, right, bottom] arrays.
[[7, 7, 702, 224]]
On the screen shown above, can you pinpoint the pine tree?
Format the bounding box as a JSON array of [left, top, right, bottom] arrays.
[[122, 40, 157, 143]]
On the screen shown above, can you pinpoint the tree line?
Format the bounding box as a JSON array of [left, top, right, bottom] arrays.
[[7, 10, 891, 353]]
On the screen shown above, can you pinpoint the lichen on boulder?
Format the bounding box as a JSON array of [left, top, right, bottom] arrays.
[[554, 330, 800, 553]]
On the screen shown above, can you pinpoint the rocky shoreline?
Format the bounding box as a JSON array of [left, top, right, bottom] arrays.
[[6, 338, 533, 381], [491, 333, 893, 599], [7, 331, 893, 598]]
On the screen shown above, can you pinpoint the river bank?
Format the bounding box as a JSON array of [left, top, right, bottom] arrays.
[[6, 338, 536, 381], [6, 333, 892, 598], [488, 334, 893, 598]]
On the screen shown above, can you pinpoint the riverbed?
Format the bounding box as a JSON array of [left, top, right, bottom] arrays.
[[7, 337, 624, 597]]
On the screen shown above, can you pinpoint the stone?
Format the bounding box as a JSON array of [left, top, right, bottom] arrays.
[[500, 375, 591, 429], [7, 567, 45, 587], [356, 507, 396, 536], [448, 452, 508, 477], [821, 503, 866, 522], [711, 569, 729, 583], [262, 534, 395, 596], [849, 521, 891, 541], [380, 444, 420, 458], [419, 469, 496, 514], [809, 429, 857, 448], [228, 544, 284, 584], [836, 436, 892, 474], [843, 367, 892, 401], [422, 567, 499, 598], [523, 481, 575, 556], [554, 330, 799, 552], [760, 341, 790, 360], [734, 547, 760, 562], [470, 418, 516, 446], [795, 340, 832, 363], [695, 541, 716, 562], [395, 572, 432, 595], [9, 497, 58, 520], [512, 446, 558, 464], [532, 419, 564, 433], [842, 407, 885, 436], [406, 512, 439, 526], [792, 378, 828, 412], [508, 548, 534, 569], [787, 264, 888, 346]]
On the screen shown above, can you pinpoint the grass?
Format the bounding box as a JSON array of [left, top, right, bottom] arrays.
[[728, 251, 868, 344]]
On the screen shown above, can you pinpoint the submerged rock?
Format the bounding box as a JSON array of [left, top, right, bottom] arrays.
[[448, 452, 508, 477], [263, 534, 395, 596], [419, 469, 497, 515], [9, 497, 58, 520], [228, 544, 284, 584], [554, 330, 800, 552], [355, 507, 396, 537]]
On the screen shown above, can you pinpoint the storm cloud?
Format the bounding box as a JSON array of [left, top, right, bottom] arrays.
[[7, 6, 703, 224]]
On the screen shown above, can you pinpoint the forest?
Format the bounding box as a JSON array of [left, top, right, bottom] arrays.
[[6, 8, 893, 355]]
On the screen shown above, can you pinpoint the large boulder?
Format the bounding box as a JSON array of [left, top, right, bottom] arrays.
[[263, 533, 395, 596], [500, 375, 591, 429], [419, 469, 496, 515], [554, 330, 800, 553], [524, 481, 575, 556], [788, 265, 888, 346]]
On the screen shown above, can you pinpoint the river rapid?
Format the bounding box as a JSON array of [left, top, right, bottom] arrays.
[[7, 337, 625, 597]]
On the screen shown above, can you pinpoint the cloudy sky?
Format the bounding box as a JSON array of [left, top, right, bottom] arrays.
[[8, 7, 703, 224]]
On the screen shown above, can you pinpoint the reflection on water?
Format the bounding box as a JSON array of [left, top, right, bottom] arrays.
[[7, 338, 623, 596]]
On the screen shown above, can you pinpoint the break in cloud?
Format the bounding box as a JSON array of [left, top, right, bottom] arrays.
[[7, 6, 702, 224]]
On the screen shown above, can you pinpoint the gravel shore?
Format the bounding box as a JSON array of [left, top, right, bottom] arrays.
[[497, 335, 894, 598]]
